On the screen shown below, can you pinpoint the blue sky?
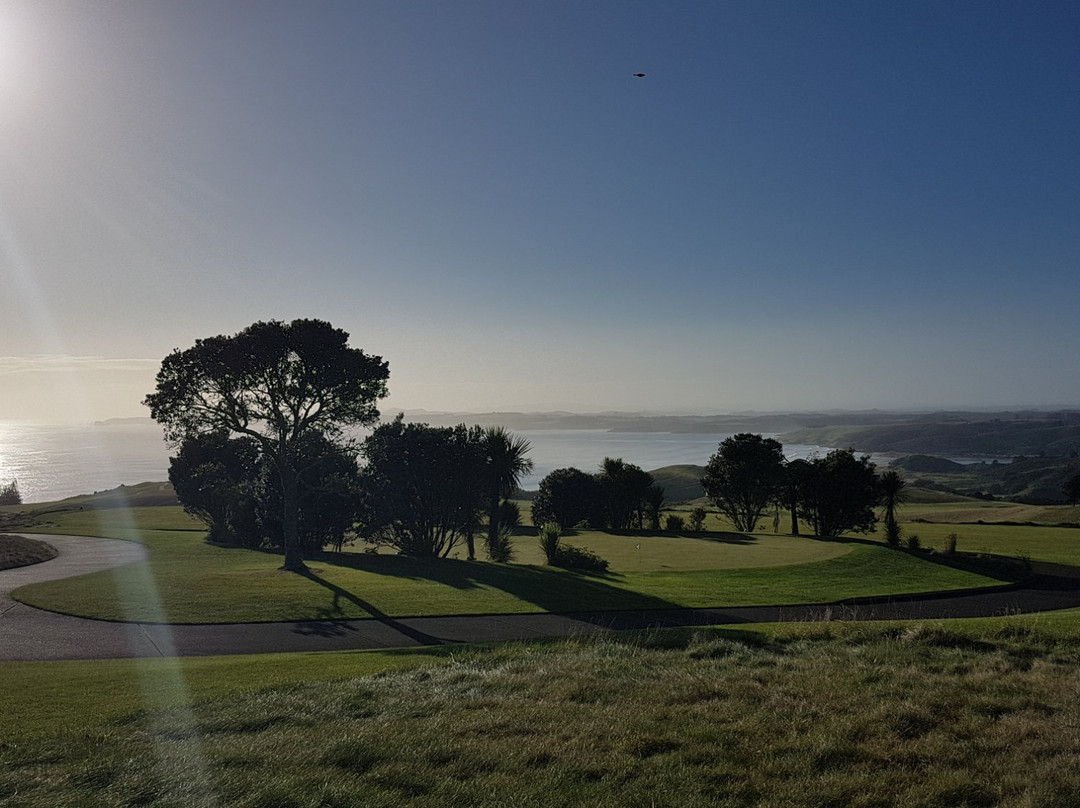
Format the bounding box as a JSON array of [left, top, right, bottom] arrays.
[[1, 0, 1078, 421]]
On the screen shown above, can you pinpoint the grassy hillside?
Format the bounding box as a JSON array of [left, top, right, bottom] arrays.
[[891, 454, 966, 473], [897, 456, 1080, 504], [7, 623, 1080, 805], [648, 464, 706, 503], [782, 418, 1080, 457]]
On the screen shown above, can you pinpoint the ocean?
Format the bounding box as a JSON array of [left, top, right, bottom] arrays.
[[0, 420, 836, 504]]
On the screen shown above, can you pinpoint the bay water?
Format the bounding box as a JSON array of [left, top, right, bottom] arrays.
[[0, 420, 836, 504]]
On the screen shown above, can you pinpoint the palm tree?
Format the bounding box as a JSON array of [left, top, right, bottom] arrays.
[[483, 427, 533, 559], [879, 470, 908, 546]]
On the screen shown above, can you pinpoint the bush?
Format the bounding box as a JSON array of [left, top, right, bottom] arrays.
[[538, 522, 562, 565], [905, 533, 921, 551], [550, 544, 609, 573], [486, 501, 519, 562], [664, 515, 685, 531], [688, 507, 707, 532], [538, 521, 608, 572], [944, 532, 959, 556], [0, 480, 21, 507]]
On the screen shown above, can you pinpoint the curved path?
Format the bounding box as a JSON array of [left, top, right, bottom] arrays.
[[3, 534, 1080, 662]]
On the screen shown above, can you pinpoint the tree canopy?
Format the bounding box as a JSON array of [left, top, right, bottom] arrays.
[[482, 427, 533, 560], [531, 467, 604, 530], [800, 449, 880, 538], [701, 434, 786, 532], [359, 417, 486, 558], [145, 318, 389, 570]]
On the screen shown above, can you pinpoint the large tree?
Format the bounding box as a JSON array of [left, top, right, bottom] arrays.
[[144, 319, 389, 571], [782, 458, 813, 536], [168, 432, 259, 544], [255, 431, 364, 554], [701, 433, 786, 533], [597, 457, 654, 530], [531, 467, 604, 530], [359, 417, 486, 558], [799, 449, 880, 538], [482, 427, 533, 561]]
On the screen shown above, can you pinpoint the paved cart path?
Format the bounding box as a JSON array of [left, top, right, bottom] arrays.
[[3, 534, 1080, 662]]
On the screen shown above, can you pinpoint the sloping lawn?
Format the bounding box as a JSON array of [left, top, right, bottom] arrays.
[[13, 507, 1012, 624], [6, 623, 1080, 806]]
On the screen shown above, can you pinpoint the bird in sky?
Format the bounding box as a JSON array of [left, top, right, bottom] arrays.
[[632, 73, 646, 78]]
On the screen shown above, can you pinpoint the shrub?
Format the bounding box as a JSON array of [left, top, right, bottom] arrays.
[[551, 544, 609, 573], [0, 480, 21, 507], [664, 515, 685, 531], [944, 532, 959, 556], [538, 522, 561, 565], [486, 501, 519, 562], [905, 533, 921, 551], [688, 507, 707, 532], [538, 521, 608, 572]]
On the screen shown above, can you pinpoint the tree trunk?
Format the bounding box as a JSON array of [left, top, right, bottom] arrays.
[[486, 491, 500, 559], [788, 495, 800, 536], [279, 463, 307, 572]]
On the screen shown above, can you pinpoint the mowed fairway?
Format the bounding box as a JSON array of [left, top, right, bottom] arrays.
[[504, 529, 850, 570], [13, 506, 1009, 624]]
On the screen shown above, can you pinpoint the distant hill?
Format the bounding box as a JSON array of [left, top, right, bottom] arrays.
[[24, 481, 179, 512], [649, 464, 707, 504], [898, 456, 1080, 505], [890, 455, 966, 473], [783, 417, 1080, 457]]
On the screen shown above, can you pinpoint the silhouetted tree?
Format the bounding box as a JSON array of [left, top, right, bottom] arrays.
[[145, 319, 389, 571], [644, 484, 665, 530], [482, 427, 533, 561], [879, 470, 908, 546], [531, 467, 604, 529], [0, 480, 22, 507], [783, 458, 813, 536], [359, 417, 486, 557], [598, 457, 654, 529], [701, 434, 786, 532], [487, 500, 520, 562], [800, 449, 879, 538], [168, 432, 259, 544], [256, 431, 363, 553]]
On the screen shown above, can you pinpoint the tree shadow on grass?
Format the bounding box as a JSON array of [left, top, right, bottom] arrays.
[[294, 568, 447, 645], [592, 528, 758, 545], [799, 533, 1028, 584], [303, 550, 684, 617]]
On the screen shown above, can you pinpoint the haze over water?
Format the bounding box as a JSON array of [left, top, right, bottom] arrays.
[[0, 420, 841, 504]]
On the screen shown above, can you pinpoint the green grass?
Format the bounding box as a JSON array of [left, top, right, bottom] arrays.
[[13, 507, 1009, 623], [6, 622, 1080, 806], [902, 499, 1080, 525], [0, 534, 57, 570], [2, 646, 452, 742], [885, 520, 1080, 566], [504, 528, 851, 570]]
